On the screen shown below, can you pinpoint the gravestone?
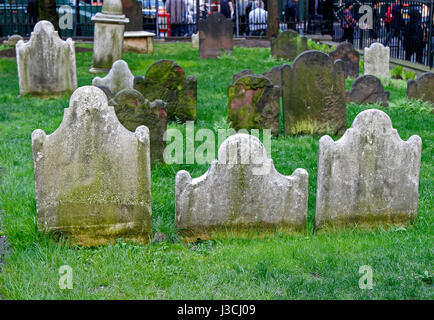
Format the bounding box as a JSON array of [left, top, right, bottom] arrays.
[[329, 42, 359, 78], [228, 75, 280, 136], [134, 60, 197, 122], [271, 30, 308, 61], [3, 34, 23, 46], [192, 33, 199, 48], [232, 69, 254, 83], [122, 0, 143, 31], [109, 89, 167, 163], [364, 42, 390, 80], [32, 86, 152, 246], [175, 134, 308, 238], [282, 50, 346, 136], [96, 85, 114, 101], [316, 109, 422, 229], [407, 72, 434, 106], [16, 20, 77, 95], [199, 12, 233, 58], [346, 75, 389, 107], [262, 65, 284, 90], [92, 60, 134, 95]]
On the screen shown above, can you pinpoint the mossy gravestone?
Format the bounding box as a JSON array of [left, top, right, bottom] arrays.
[[316, 109, 422, 230], [282, 50, 346, 136], [271, 30, 307, 61], [329, 42, 359, 78], [228, 75, 280, 136], [346, 75, 389, 107], [109, 89, 167, 163], [407, 72, 434, 106], [92, 59, 134, 95], [175, 134, 308, 239], [32, 86, 152, 246], [134, 60, 197, 122], [16, 20, 77, 95], [198, 12, 233, 58]]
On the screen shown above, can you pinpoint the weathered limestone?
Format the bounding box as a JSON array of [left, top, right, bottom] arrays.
[[175, 134, 308, 238], [92, 60, 134, 95], [16, 20, 77, 95], [329, 42, 360, 78], [192, 33, 199, 48], [282, 50, 346, 136], [346, 75, 389, 107], [271, 30, 308, 61], [316, 109, 422, 229], [109, 89, 167, 163], [134, 60, 197, 122], [32, 86, 152, 246], [3, 34, 23, 46], [364, 42, 390, 80], [123, 31, 155, 54], [228, 75, 280, 136], [407, 72, 434, 106], [90, 0, 129, 73], [199, 12, 233, 58]]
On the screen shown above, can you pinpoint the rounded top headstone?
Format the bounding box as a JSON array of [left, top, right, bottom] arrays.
[[102, 0, 123, 15]]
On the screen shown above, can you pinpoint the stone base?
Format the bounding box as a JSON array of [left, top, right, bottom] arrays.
[[123, 31, 155, 54], [89, 66, 110, 74]]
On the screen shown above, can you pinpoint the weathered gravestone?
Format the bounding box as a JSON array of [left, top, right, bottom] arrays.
[[175, 134, 308, 239], [32, 86, 152, 246], [407, 72, 434, 106], [346, 75, 389, 107], [364, 42, 390, 80], [271, 30, 308, 61], [329, 42, 359, 78], [92, 59, 134, 95], [109, 89, 167, 163], [134, 60, 197, 122], [192, 33, 199, 48], [16, 20, 77, 95], [262, 65, 284, 90], [232, 69, 254, 83], [199, 12, 233, 58], [228, 75, 280, 136], [122, 0, 143, 31], [282, 50, 346, 136], [3, 34, 23, 46], [315, 109, 422, 229]]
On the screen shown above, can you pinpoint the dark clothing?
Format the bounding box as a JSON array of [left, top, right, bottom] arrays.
[[341, 7, 356, 44], [369, 7, 380, 40], [220, 0, 232, 19], [403, 8, 425, 63]]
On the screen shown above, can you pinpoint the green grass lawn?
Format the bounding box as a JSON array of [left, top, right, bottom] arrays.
[[0, 43, 432, 299]]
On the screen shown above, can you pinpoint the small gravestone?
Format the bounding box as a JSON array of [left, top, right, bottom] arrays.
[[16, 20, 77, 95], [192, 33, 199, 48], [407, 72, 434, 106], [263, 65, 284, 90], [282, 50, 346, 136], [3, 34, 23, 46], [92, 60, 134, 95], [364, 42, 390, 80], [232, 69, 254, 83], [175, 134, 308, 238], [122, 0, 143, 31], [109, 89, 167, 163], [228, 75, 280, 136], [199, 12, 233, 58], [346, 75, 389, 107], [32, 86, 152, 246], [329, 42, 360, 78], [271, 30, 308, 61], [95, 85, 114, 101], [134, 60, 197, 122], [316, 109, 422, 229]]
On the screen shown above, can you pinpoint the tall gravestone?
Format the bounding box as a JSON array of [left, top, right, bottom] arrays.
[[329, 42, 359, 78], [346, 75, 389, 107], [316, 109, 422, 229], [407, 72, 434, 106], [199, 12, 233, 58], [134, 60, 197, 122], [228, 75, 280, 136], [109, 89, 167, 163], [282, 50, 346, 136], [364, 42, 390, 80], [92, 60, 134, 95], [271, 30, 308, 61], [32, 86, 152, 246], [175, 134, 308, 239], [16, 20, 77, 95], [122, 0, 143, 31]]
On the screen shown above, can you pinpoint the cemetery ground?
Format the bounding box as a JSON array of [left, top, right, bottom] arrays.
[[0, 43, 433, 299]]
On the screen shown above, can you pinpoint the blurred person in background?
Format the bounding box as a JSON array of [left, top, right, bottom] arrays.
[[249, 0, 267, 36], [166, 0, 187, 36]]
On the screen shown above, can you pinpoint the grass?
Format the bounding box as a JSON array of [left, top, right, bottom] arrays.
[[0, 43, 433, 299]]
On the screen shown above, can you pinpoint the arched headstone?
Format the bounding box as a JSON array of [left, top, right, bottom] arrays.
[[346, 75, 389, 107], [271, 30, 308, 61], [329, 42, 359, 78], [407, 72, 434, 106], [198, 12, 233, 58], [364, 42, 390, 80]]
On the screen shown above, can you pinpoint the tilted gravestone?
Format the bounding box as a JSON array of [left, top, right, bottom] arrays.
[[346, 75, 389, 107], [199, 12, 233, 58], [316, 109, 422, 229], [32, 86, 152, 246], [329, 42, 359, 78], [364, 42, 390, 80], [92, 59, 134, 96], [109, 89, 167, 163], [175, 134, 308, 239], [16, 20, 77, 95], [271, 30, 308, 61], [3, 34, 23, 46], [228, 75, 280, 136], [407, 72, 434, 106], [122, 0, 143, 31], [282, 50, 346, 136], [134, 60, 197, 122]]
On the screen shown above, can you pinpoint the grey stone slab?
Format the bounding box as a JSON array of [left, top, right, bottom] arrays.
[[346, 75, 389, 107]]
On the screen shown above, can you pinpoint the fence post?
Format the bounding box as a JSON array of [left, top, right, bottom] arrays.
[[155, 0, 159, 38], [428, 1, 433, 69]]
